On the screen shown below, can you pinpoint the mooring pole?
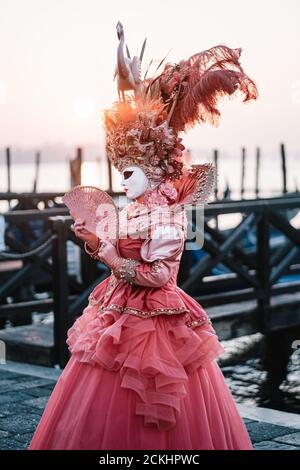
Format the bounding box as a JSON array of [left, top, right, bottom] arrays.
[[280, 142, 287, 194], [241, 147, 246, 199], [6, 147, 11, 209], [255, 147, 260, 198]]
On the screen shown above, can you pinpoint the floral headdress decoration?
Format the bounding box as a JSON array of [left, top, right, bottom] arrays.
[[104, 96, 185, 183], [103, 21, 258, 187]]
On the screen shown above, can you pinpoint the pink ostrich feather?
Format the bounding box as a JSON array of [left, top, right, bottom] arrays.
[[157, 45, 258, 133]]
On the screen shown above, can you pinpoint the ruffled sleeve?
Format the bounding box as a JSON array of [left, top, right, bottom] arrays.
[[133, 224, 185, 288]]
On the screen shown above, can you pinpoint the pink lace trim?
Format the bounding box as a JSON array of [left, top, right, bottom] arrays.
[[89, 293, 189, 319]]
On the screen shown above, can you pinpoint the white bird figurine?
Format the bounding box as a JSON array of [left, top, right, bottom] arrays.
[[114, 21, 147, 100]]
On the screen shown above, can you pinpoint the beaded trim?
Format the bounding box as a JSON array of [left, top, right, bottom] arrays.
[[100, 303, 188, 319], [185, 318, 212, 328], [182, 311, 212, 328], [112, 258, 140, 285], [88, 293, 212, 326]]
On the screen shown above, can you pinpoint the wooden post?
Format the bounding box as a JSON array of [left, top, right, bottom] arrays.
[[241, 147, 246, 199], [213, 149, 219, 231], [256, 204, 288, 403], [6, 147, 11, 209], [255, 147, 260, 198], [51, 216, 70, 368], [280, 142, 287, 194], [70, 147, 82, 188], [107, 156, 113, 193], [256, 204, 271, 332], [213, 149, 218, 200], [32, 151, 41, 193]]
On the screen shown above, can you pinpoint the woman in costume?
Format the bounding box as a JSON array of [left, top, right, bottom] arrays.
[[28, 21, 258, 450]]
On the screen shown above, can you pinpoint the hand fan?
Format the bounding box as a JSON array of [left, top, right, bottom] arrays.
[[62, 185, 119, 242]]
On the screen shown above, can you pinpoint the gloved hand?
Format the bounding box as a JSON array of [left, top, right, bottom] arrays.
[[97, 239, 122, 270], [72, 218, 99, 250]]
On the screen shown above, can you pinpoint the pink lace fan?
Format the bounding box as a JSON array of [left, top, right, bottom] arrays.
[[62, 185, 119, 242]]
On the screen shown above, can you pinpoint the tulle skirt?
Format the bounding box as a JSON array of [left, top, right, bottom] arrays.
[[28, 277, 253, 450], [28, 353, 253, 450]]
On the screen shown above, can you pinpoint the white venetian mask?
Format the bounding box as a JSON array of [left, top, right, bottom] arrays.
[[121, 165, 150, 200]]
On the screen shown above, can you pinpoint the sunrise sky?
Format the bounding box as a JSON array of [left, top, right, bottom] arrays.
[[0, 0, 300, 160]]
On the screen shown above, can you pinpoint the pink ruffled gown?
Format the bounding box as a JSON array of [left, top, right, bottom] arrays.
[[28, 167, 253, 450]]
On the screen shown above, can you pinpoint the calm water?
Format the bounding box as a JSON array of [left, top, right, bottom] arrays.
[[1, 157, 300, 230], [220, 334, 300, 414], [1, 155, 299, 196]]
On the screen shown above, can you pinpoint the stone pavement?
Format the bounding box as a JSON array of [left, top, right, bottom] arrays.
[[0, 361, 300, 451]]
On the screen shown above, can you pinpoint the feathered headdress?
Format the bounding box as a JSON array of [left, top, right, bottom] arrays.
[[103, 21, 258, 184]]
